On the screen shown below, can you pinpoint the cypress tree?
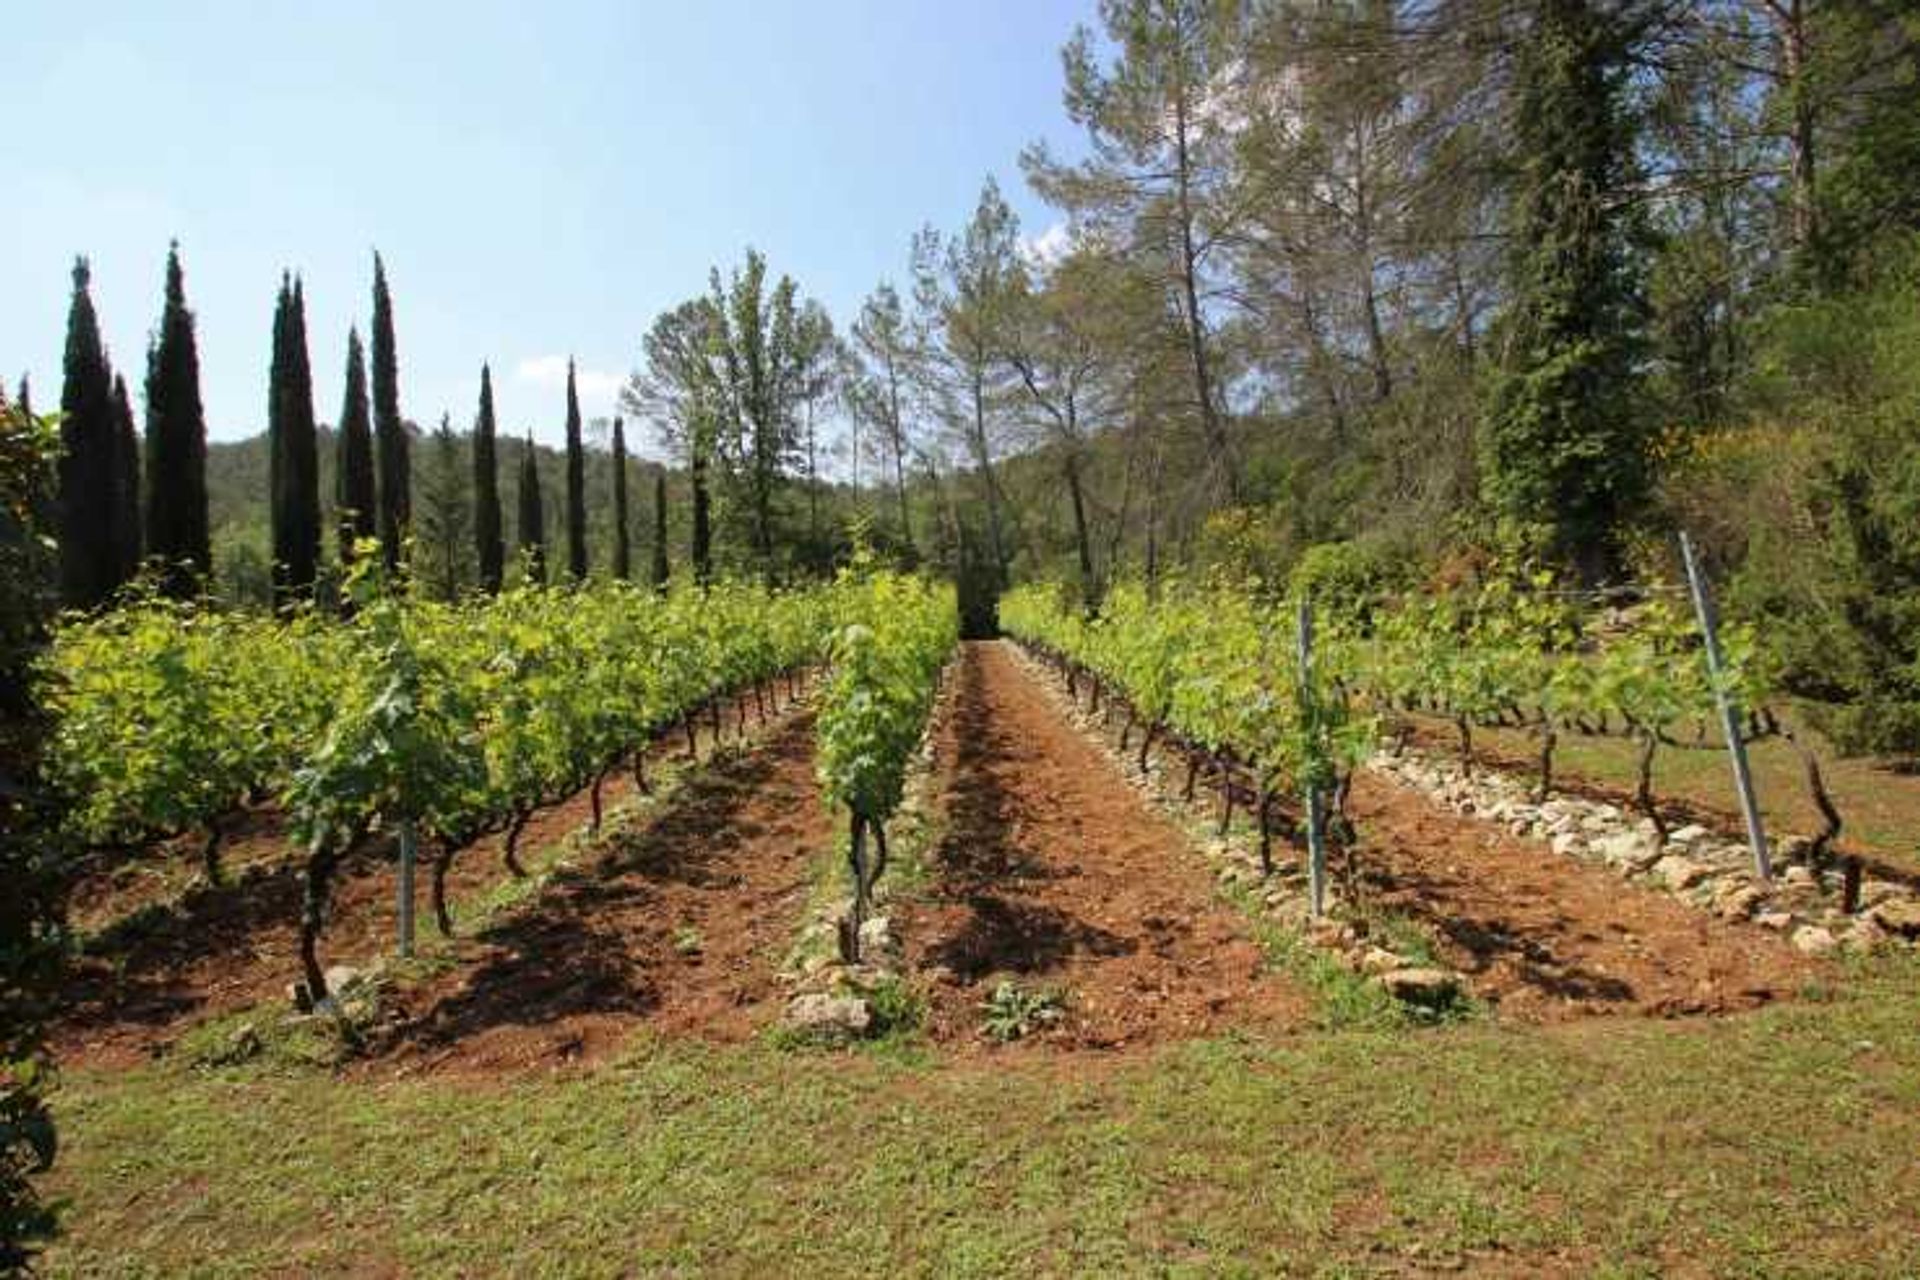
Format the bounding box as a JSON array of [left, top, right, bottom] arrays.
[[370, 252, 409, 572], [143, 241, 212, 599], [1481, 0, 1648, 584], [15, 375, 29, 420], [335, 328, 377, 564], [418, 413, 471, 601], [650, 469, 670, 590], [610, 416, 631, 579], [57, 257, 119, 609], [473, 363, 504, 593], [564, 358, 588, 580], [516, 434, 547, 584], [269, 275, 322, 604], [109, 372, 141, 584]]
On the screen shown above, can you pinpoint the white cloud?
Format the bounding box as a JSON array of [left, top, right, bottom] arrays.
[[1019, 220, 1074, 273], [514, 354, 623, 413]]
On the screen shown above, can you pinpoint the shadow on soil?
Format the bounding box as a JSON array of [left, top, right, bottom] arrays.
[[376, 724, 798, 1055], [920, 649, 1133, 984]]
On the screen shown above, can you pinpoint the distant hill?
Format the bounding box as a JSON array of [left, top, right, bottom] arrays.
[[204, 424, 670, 602]]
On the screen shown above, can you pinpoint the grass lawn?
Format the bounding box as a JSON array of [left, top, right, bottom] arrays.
[[41, 952, 1920, 1277]]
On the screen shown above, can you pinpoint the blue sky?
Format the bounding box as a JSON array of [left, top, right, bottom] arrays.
[[4, 0, 1092, 450]]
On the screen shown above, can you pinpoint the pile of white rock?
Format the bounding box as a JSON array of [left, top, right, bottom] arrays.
[[1371, 749, 1920, 956]]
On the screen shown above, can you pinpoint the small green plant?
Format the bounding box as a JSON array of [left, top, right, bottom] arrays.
[[862, 975, 926, 1039], [672, 925, 703, 956], [979, 981, 1065, 1043]]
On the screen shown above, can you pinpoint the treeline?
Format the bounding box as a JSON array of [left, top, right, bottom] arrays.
[[804, 0, 1920, 753], [31, 1, 1920, 748], [45, 248, 674, 610]]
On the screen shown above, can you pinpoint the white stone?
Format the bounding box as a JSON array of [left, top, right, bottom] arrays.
[[1791, 925, 1839, 957], [1668, 824, 1710, 845], [1595, 832, 1661, 870], [1714, 884, 1768, 921], [782, 993, 872, 1041], [858, 916, 900, 959], [1652, 854, 1709, 891], [1357, 946, 1404, 976]]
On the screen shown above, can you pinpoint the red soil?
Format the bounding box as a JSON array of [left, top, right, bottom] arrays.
[[368, 710, 831, 1074], [901, 642, 1308, 1050], [1342, 771, 1822, 1020], [50, 689, 806, 1070]]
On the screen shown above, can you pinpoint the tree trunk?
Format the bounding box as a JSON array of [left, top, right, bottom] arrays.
[[1535, 725, 1557, 803], [503, 809, 531, 878], [590, 765, 610, 832], [838, 810, 869, 964], [1172, 87, 1233, 501], [1256, 784, 1273, 876], [200, 813, 226, 887], [431, 837, 457, 937], [1635, 730, 1666, 843], [1780, 0, 1819, 255], [1064, 449, 1098, 608], [298, 834, 343, 1009]]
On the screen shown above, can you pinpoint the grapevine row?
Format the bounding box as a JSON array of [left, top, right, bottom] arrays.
[[46, 572, 835, 1002], [813, 565, 958, 962], [1006, 573, 1849, 899], [1000, 581, 1371, 879], [1335, 577, 1846, 869]]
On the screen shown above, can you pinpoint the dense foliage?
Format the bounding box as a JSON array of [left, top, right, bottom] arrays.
[[1001, 578, 1374, 881], [815, 566, 957, 959], [41, 575, 838, 999], [0, 391, 64, 1269]]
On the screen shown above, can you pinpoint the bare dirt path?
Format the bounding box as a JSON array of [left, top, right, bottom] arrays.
[[902, 641, 1306, 1050], [372, 710, 831, 1073], [1344, 770, 1820, 1020], [52, 695, 813, 1070]]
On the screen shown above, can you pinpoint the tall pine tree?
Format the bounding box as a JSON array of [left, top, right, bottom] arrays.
[[651, 469, 670, 589], [564, 358, 588, 580], [517, 434, 547, 585], [370, 252, 409, 572], [1481, 0, 1648, 584], [610, 416, 631, 579], [143, 242, 211, 600], [57, 258, 119, 609], [109, 372, 140, 584], [335, 328, 377, 564], [269, 275, 322, 604], [472, 363, 504, 593]]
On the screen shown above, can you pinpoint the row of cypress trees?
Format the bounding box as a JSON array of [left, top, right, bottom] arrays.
[[58, 247, 668, 611], [496, 358, 658, 591], [56, 247, 209, 609]]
